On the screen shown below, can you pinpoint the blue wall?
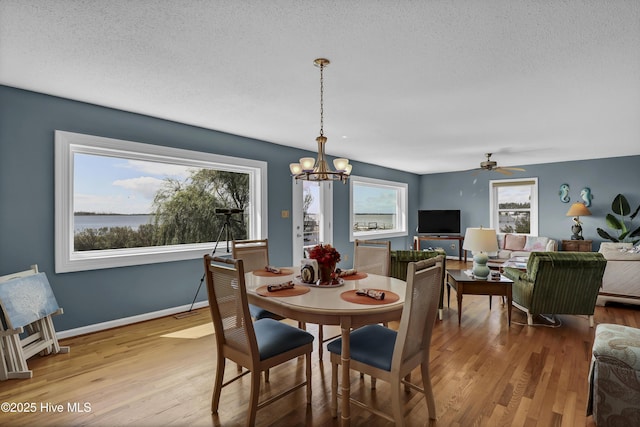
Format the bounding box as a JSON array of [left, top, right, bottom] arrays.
[[1, 85, 638, 332], [0, 85, 419, 331], [419, 156, 640, 253]]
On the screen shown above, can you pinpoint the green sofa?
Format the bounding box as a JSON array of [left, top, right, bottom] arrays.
[[502, 251, 607, 326], [391, 250, 446, 318]]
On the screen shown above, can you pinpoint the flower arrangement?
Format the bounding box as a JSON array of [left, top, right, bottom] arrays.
[[308, 243, 341, 267]]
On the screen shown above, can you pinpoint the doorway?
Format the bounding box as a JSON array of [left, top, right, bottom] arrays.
[[292, 179, 333, 265]]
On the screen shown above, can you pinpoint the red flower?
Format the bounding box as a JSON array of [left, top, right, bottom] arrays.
[[308, 244, 341, 266]]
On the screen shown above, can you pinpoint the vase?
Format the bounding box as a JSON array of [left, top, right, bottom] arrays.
[[318, 263, 336, 285]]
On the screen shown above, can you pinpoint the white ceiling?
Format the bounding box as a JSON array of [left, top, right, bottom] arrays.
[[1, 0, 639, 174]]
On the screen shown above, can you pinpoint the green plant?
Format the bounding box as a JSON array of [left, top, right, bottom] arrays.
[[596, 194, 640, 244]]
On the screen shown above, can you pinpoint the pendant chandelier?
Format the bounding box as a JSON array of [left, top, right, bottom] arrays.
[[289, 58, 352, 183]]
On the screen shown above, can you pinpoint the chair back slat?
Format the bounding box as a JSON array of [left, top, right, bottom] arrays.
[[232, 239, 269, 273], [354, 239, 391, 276], [393, 256, 443, 371]]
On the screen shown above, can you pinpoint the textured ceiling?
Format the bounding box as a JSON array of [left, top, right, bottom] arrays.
[[1, 0, 639, 174]]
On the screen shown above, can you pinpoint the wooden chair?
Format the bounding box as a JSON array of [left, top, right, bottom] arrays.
[[203, 255, 314, 426], [317, 239, 391, 361], [353, 239, 391, 276], [0, 265, 69, 380], [327, 255, 443, 425], [231, 239, 284, 321]]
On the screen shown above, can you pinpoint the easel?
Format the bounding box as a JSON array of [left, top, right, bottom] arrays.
[[175, 209, 242, 318], [0, 265, 69, 380]]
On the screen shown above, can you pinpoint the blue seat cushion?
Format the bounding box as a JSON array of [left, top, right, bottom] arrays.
[[327, 324, 397, 371], [254, 318, 314, 360], [249, 304, 284, 321]]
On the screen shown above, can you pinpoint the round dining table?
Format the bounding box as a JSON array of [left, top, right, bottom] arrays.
[[245, 267, 406, 426]]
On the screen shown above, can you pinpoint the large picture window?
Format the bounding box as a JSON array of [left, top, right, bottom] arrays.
[[489, 178, 538, 235], [349, 176, 408, 241], [55, 131, 267, 273]]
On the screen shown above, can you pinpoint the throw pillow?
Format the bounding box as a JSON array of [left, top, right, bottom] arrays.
[[524, 236, 550, 252], [504, 234, 526, 251]]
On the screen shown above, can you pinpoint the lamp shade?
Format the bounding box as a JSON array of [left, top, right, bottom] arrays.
[[299, 157, 316, 172], [566, 202, 592, 217], [333, 158, 349, 172], [462, 227, 499, 253], [289, 163, 302, 175]]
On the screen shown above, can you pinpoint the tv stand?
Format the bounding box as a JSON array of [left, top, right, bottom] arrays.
[[414, 235, 466, 262]]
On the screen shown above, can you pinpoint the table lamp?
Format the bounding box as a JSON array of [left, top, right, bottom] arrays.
[[566, 202, 591, 240], [463, 227, 499, 279]]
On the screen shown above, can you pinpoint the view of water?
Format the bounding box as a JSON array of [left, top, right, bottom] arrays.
[[74, 214, 154, 233], [353, 213, 395, 230]]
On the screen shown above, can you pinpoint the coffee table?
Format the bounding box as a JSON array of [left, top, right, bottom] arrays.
[[446, 269, 513, 326]]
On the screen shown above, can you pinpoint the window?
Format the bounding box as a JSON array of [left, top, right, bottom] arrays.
[[489, 178, 538, 235], [349, 176, 408, 241], [55, 131, 267, 273]]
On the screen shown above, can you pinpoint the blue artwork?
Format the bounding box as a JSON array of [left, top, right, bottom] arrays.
[[0, 272, 60, 330], [581, 187, 593, 207], [559, 183, 570, 203]]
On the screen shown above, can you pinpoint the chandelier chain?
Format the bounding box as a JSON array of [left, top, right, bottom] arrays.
[[319, 61, 324, 137]]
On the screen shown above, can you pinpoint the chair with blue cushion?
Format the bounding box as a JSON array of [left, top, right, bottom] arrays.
[[203, 255, 314, 426], [317, 239, 392, 361], [327, 255, 443, 425]]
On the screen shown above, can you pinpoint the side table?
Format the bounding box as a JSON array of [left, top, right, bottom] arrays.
[[561, 239, 593, 252]]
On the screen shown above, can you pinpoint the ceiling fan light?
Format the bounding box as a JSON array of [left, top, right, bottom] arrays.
[[344, 164, 353, 175], [333, 158, 349, 172], [300, 157, 316, 172], [289, 163, 302, 175]]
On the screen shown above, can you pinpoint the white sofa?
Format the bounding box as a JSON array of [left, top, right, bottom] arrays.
[[491, 233, 557, 261], [597, 242, 640, 306]]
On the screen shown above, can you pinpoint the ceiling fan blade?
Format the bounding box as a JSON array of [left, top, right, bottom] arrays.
[[495, 168, 514, 176], [502, 167, 526, 171]]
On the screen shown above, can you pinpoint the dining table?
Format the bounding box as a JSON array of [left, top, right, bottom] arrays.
[[245, 267, 407, 427]]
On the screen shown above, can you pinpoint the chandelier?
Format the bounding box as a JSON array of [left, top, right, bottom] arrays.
[[289, 58, 351, 183]]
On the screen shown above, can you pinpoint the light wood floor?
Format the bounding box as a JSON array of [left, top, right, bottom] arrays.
[[2, 260, 639, 426]]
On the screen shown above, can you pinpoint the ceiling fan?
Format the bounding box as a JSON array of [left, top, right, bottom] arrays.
[[474, 153, 525, 175]]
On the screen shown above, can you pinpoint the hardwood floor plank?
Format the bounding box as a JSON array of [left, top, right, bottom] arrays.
[[2, 259, 639, 426]]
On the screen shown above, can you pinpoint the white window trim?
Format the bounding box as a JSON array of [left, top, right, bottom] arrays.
[[349, 175, 408, 242], [54, 130, 268, 273], [489, 177, 539, 236]]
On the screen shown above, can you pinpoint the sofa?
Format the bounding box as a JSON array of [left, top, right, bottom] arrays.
[[492, 233, 557, 261], [502, 251, 607, 326], [597, 242, 640, 306]]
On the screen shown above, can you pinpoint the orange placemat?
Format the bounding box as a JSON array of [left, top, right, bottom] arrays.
[[340, 272, 368, 280], [252, 268, 294, 277], [256, 284, 310, 297], [340, 289, 400, 305]]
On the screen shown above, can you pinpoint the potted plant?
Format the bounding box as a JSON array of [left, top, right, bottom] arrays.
[[596, 194, 640, 244]]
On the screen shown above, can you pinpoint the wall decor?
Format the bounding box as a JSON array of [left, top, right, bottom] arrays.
[[559, 183, 570, 203], [581, 187, 593, 207]]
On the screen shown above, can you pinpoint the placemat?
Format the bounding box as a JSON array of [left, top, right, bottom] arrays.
[[252, 268, 294, 277], [340, 272, 368, 280], [340, 289, 400, 305], [256, 284, 310, 297]]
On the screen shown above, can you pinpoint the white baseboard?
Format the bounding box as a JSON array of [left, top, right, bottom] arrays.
[[56, 301, 210, 339]]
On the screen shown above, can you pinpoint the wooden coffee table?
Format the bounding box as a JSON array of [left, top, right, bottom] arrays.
[[446, 269, 514, 326]]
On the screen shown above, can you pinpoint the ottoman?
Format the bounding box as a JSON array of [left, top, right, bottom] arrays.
[[587, 323, 640, 426]]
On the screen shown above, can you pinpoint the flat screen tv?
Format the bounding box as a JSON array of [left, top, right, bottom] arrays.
[[417, 210, 461, 235]]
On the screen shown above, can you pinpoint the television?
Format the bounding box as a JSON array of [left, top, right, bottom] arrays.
[[417, 210, 461, 235]]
